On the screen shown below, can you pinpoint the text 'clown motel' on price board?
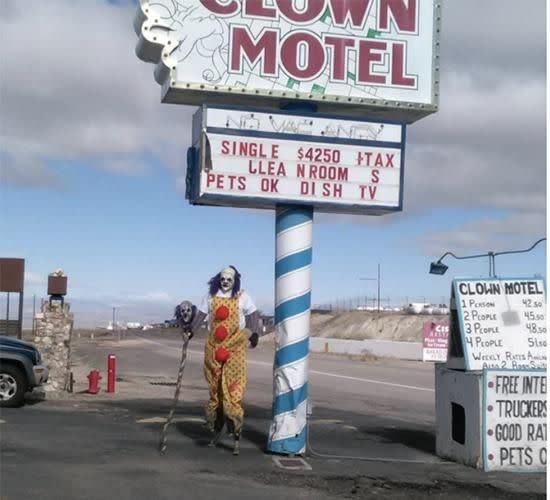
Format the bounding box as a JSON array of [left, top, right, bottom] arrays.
[[453, 278, 547, 371]]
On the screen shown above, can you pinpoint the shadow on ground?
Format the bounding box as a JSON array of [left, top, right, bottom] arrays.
[[79, 397, 436, 459], [8, 396, 546, 499], [360, 427, 436, 455]]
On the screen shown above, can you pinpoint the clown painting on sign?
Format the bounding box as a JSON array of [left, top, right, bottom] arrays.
[[190, 265, 260, 455]]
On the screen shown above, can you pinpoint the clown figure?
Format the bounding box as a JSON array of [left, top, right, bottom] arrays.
[[190, 265, 261, 455]]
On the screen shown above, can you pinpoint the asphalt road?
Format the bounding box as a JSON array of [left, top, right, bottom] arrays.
[[0, 330, 546, 499], [81, 330, 438, 461], [101, 330, 435, 423]]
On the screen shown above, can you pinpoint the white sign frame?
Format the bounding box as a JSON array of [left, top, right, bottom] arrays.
[[186, 105, 406, 214], [135, 0, 442, 123]]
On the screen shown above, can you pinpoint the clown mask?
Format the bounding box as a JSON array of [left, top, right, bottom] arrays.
[[219, 268, 235, 293], [179, 301, 194, 324]]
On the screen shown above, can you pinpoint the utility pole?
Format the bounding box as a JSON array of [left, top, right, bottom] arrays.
[[360, 262, 381, 313], [112, 306, 118, 340], [377, 263, 381, 314], [32, 294, 36, 335]]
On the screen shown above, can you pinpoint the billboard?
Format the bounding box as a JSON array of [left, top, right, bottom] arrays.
[[0, 258, 25, 293], [135, 0, 441, 122], [186, 105, 405, 214]]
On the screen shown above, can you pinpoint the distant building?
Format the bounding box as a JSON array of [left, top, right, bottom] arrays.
[[405, 303, 449, 315], [106, 321, 127, 330], [106, 321, 143, 330]]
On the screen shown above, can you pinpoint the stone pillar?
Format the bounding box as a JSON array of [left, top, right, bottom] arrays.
[[34, 301, 73, 393]]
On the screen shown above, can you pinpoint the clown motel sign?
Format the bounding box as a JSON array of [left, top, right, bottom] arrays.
[[451, 278, 547, 371], [135, 0, 441, 122], [483, 369, 547, 471], [187, 106, 405, 214]]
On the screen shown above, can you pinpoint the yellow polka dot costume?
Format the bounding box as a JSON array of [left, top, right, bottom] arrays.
[[204, 292, 248, 436]]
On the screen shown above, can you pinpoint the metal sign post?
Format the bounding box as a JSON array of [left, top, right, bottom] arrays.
[[268, 205, 313, 454]]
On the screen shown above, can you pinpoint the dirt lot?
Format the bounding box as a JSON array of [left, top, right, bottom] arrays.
[[265, 310, 447, 342]]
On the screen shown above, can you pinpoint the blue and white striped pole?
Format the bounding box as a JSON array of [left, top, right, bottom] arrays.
[[267, 205, 313, 454]]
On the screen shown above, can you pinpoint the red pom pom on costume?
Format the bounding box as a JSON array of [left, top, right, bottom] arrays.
[[214, 325, 228, 342], [215, 347, 231, 363], [215, 305, 230, 320]]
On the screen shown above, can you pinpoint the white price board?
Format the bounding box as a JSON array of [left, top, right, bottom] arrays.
[[483, 369, 547, 471], [453, 278, 546, 371], [188, 106, 405, 215]]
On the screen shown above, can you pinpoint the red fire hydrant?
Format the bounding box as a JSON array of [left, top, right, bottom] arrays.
[[87, 370, 101, 394], [107, 354, 116, 393]]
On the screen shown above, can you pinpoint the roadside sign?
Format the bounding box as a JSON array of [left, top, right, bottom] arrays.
[[483, 369, 547, 472], [446, 278, 547, 371], [135, 0, 441, 122], [422, 320, 448, 362], [187, 105, 405, 214]]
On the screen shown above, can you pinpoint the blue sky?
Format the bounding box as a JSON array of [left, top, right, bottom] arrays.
[[1, 0, 547, 327]]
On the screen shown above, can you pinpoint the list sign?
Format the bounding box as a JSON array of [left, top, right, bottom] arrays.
[[453, 278, 546, 371], [483, 370, 547, 471], [189, 106, 405, 215]]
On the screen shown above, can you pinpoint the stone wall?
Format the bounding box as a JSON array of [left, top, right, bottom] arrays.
[[34, 301, 73, 393]]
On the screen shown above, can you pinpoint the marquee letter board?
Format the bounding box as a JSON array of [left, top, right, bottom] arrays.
[[186, 105, 406, 215]]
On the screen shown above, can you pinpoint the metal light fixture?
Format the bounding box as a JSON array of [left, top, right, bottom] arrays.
[[429, 238, 546, 277], [429, 260, 448, 275]]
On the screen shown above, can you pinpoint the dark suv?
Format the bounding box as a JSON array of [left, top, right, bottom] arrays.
[[0, 336, 49, 407]]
